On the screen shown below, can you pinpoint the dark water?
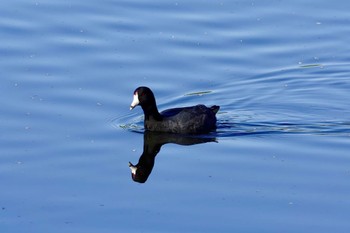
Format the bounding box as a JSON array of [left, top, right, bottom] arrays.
[[1, 0, 350, 232]]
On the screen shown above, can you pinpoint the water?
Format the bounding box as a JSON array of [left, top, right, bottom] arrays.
[[1, 0, 350, 232]]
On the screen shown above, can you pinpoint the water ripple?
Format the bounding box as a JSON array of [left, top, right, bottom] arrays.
[[114, 63, 350, 138]]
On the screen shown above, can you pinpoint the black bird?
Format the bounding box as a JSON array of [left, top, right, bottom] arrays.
[[130, 86, 219, 134]]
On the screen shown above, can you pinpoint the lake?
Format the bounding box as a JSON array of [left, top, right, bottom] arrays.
[[1, 0, 350, 232]]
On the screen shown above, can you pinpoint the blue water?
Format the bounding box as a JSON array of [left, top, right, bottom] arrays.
[[1, 0, 350, 232]]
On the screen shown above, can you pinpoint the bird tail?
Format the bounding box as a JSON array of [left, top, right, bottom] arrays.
[[210, 105, 220, 114]]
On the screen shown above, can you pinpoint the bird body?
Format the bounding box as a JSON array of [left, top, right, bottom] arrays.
[[130, 86, 219, 134]]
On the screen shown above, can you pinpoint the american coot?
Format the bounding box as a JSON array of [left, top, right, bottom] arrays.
[[130, 86, 220, 134]]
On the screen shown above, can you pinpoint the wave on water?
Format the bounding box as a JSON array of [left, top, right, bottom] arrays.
[[111, 63, 350, 138], [216, 118, 350, 137], [110, 112, 350, 138]]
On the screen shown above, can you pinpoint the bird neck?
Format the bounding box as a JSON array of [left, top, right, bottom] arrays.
[[141, 104, 162, 121]]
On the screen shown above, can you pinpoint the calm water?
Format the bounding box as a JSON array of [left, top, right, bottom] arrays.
[[1, 0, 350, 232]]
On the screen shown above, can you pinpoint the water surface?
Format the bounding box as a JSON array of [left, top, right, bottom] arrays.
[[1, 0, 350, 232]]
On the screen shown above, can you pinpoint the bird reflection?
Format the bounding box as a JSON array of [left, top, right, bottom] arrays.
[[129, 131, 216, 183]]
